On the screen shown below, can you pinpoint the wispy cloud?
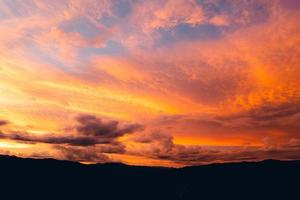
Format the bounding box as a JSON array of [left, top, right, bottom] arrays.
[[0, 0, 300, 166]]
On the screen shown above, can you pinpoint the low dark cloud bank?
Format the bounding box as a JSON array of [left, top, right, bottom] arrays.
[[130, 131, 300, 165], [0, 115, 142, 146]]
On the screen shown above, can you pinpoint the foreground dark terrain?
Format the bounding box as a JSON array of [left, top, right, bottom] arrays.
[[1, 155, 299, 199]]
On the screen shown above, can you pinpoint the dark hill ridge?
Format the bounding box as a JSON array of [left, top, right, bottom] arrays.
[[0, 155, 299, 199]]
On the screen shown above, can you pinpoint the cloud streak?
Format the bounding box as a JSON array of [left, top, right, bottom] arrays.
[[0, 115, 142, 146]]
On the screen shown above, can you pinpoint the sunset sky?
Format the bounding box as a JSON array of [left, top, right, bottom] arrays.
[[0, 0, 300, 167]]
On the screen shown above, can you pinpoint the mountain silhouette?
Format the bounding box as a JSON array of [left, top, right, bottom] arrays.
[[1, 155, 299, 199]]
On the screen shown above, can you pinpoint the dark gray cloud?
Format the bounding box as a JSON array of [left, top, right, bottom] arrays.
[[54, 145, 110, 163], [212, 102, 300, 136], [0, 115, 142, 146], [0, 115, 142, 163], [54, 141, 126, 162], [0, 132, 109, 146], [76, 115, 143, 138], [53, 139, 126, 163], [131, 131, 300, 165]]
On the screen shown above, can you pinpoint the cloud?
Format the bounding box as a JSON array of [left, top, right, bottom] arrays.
[[76, 115, 143, 138], [209, 15, 229, 26], [148, 101, 300, 147], [0, 120, 8, 126], [54, 142, 127, 163], [129, 131, 300, 165], [146, 0, 205, 30], [215, 102, 300, 130], [54, 145, 110, 163], [0, 115, 142, 146], [53, 140, 126, 163], [129, 131, 203, 162], [0, 131, 105, 146], [0, 0, 115, 63]]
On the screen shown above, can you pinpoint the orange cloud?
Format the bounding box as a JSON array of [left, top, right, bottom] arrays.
[[0, 0, 300, 166]]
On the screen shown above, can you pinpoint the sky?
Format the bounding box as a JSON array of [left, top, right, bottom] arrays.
[[0, 0, 300, 167]]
